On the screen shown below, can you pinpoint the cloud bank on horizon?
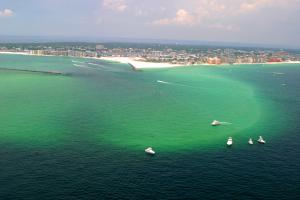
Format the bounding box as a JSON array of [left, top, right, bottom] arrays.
[[0, 8, 14, 17], [0, 0, 300, 47]]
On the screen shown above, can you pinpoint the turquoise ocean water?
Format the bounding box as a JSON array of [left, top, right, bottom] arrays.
[[0, 54, 299, 199]]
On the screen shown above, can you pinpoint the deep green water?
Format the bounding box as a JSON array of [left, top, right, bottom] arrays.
[[0, 54, 299, 199]]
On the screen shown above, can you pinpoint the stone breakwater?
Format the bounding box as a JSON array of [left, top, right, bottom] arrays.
[[0, 67, 65, 75]]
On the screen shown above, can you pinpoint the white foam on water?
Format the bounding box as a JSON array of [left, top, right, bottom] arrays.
[[156, 80, 200, 89], [72, 60, 85, 64], [88, 62, 104, 67], [272, 72, 285, 75], [157, 80, 170, 84], [220, 122, 232, 125]]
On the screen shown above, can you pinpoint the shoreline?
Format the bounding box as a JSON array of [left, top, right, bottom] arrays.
[[0, 51, 55, 57], [0, 51, 31, 55], [1, 52, 300, 69], [96, 56, 300, 69]]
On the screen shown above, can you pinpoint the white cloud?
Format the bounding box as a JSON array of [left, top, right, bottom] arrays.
[[150, 0, 297, 27], [150, 1, 229, 27], [209, 23, 240, 32], [102, 0, 127, 12], [152, 9, 196, 26], [239, 0, 275, 13], [0, 9, 14, 17], [134, 9, 148, 17]]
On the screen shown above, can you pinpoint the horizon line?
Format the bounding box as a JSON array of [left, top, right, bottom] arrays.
[[0, 35, 299, 50]]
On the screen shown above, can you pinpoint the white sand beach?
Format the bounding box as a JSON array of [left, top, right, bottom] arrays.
[[98, 57, 182, 69], [0, 51, 31, 55], [0, 51, 54, 57]]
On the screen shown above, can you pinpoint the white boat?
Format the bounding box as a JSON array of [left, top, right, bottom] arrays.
[[248, 138, 253, 145], [211, 120, 221, 126], [227, 137, 233, 146], [145, 147, 155, 155], [257, 136, 266, 144]]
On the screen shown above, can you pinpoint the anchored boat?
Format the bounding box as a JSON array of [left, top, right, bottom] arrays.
[[227, 137, 233, 146], [248, 138, 254, 145], [145, 147, 155, 155], [257, 136, 266, 144]]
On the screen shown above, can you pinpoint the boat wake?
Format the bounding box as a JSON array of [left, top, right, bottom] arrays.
[[72, 60, 85, 64], [219, 122, 232, 125], [88, 62, 106, 67], [272, 72, 285, 75], [156, 80, 199, 89], [157, 80, 171, 84]]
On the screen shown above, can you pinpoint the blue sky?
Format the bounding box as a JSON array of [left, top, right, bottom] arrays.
[[0, 0, 300, 47]]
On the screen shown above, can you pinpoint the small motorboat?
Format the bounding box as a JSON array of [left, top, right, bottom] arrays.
[[211, 120, 221, 126], [248, 138, 253, 145], [257, 136, 266, 144], [227, 137, 233, 146], [145, 147, 155, 155]]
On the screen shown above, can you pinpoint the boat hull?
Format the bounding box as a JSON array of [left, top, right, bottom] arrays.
[[145, 148, 155, 155], [211, 120, 221, 126], [145, 151, 155, 155]]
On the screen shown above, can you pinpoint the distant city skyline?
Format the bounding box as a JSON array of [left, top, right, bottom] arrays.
[[1, 0, 300, 48]]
